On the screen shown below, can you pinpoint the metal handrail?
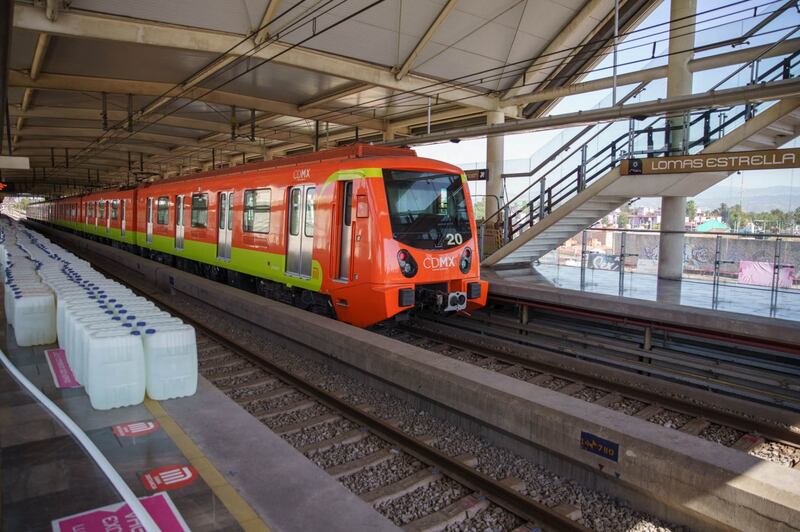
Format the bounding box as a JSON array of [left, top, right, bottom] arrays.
[[479, 48, 800, 248]]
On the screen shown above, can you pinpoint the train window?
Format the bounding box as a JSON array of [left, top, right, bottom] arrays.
[[243, 188, 271, 233], [304, 188, 315, 237], [191, 193, 208, 228], [98, 201, 105, 219], [227, 193, 233, 231], [289, 188, 301, 236], [343, 182, 353, 226], [111, 200, 118, 220], [88, 202, 94, 217], [157, 196, 169, 225], [218, 193, 227, 230]]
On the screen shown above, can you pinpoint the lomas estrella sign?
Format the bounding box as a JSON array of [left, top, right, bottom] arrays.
[[620, 148, 800, 175]]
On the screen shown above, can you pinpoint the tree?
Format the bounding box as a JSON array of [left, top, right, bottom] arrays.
[[718, 202, 730, 224], [686, 200, 697, 221], [794, 206, 800, 226], [728, 204, 749, 232], [618, 211, 629, 228]]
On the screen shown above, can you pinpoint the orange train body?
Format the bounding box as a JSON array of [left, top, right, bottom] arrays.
[[27, 144, 488, 327]]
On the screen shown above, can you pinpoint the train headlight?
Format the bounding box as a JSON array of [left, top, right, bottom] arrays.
[[397, 249, 417, 278], [459, 247, 472, 274]]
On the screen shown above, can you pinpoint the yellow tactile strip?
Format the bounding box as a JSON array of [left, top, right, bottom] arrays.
[[144, 398, 271, 532]]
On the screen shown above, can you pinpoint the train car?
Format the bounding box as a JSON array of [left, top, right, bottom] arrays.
[[28, 144, 488, 327], [80, 187, 138, 247]]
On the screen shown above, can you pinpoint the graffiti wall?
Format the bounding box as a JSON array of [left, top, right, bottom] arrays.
[[545, 231, 800, 287]]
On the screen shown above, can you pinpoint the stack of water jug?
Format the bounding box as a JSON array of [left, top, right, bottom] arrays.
[[1, 219, 198, 409]]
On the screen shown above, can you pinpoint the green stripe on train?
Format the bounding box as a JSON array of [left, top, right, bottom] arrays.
[[54, 221, 322, 291]]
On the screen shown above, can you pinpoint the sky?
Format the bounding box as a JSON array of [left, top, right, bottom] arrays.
[[413, 0, 800, 213]]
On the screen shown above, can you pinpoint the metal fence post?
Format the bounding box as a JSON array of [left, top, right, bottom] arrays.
[[646, 127, 654, 157], [770, 237, 782, 315], [502, 205, 510, 244], [579, 145, 587, 191], [682, 110, 690, 154], [702, 112, 711, 147], [580, 230, 588, 290], [618, 231, 626, 296], [539, 177, 546, 221], [610, 141, 617, 169], [627, 118, 635, 156], [712, 235, 721, 309], [528, 202, 534, 228]]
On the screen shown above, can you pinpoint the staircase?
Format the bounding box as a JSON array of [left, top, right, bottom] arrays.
[[480, 52, 800, 269]]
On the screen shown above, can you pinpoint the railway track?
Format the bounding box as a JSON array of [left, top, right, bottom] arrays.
[[472, 305, 800, 411], [192, 329, 563, 531], [67, 249, 586, 531], [386, 316, 800, 470]]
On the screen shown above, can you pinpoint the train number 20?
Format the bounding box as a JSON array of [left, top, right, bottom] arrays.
[[445, 233, 463, 245]]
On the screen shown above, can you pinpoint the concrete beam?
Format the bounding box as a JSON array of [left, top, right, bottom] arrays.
[[9, 105, 313, 144], [13, 3, 503, 114], [12, 125, 201, 146], [502, 0, 612, 100], [297, 82, 372, 112], [502, 37, 800, 106], [8, 69, 385, 132], [254, 0, 281, 45], [382, 78, 800, 146], [394, 0, 459, 81], [14, 139, 171, 155], [14, 31, 51, 144]]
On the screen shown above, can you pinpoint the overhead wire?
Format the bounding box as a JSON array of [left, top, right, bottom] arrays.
[[45, 0, 794, 184], [143, 5, 798, 171]]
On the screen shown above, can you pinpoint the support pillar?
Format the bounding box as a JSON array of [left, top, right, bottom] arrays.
[[658, 0, 695, 295], [486, 111, 505, 217], [383, 129, 395, 142], [0, 0, 13, 155]]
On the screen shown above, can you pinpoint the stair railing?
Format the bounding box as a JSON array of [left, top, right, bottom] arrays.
[[477, 47, 800, 259]]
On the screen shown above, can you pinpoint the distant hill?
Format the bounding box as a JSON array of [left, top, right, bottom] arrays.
[[634, 186, 799, 212]]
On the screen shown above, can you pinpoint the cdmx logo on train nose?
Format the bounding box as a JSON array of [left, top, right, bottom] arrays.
[[423, 255, 456, 270]]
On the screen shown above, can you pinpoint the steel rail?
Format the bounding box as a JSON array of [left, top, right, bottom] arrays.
[[443, 313, 800, 408], [489, 294, 800, 356], [405, 317, 800, 449], [43, 228, 587, 532]]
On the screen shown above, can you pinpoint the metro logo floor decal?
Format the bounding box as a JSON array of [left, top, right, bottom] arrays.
[[112, 420, 160, 438], [140, 464, 198, 492], [44, 348, 80, 388], [51, 492, 190, 531]]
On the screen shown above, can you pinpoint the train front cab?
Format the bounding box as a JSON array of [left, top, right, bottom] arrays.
[[330, 162, 488, 327]]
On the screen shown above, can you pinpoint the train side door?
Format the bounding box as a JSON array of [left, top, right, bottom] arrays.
[[121, 200, 126, 238], [146, 197, 154, 244], [337, 181, 353, 280], [216, 191, 233, 260], [105, 200, 111, 233], [175, 194, 185, 250], [286, 185, 315, 277]]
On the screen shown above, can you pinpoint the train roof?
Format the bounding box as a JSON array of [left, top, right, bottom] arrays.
[[139, 143, 417, 189], [33, 144, 420, 202]]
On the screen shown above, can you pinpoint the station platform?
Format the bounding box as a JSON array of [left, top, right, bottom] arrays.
[[0, 280, 395, 530], [490, 263, 800, 322]]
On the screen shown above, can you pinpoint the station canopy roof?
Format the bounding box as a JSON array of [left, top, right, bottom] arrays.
[[5, 0, 658, 196]]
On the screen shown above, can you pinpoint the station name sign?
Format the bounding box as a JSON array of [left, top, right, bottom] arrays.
[[620, 148, 800, 175]]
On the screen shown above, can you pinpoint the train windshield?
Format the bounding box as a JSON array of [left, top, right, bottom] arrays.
[[383, 170, 472, 250]]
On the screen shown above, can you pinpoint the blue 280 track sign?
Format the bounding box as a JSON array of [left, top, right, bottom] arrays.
[[580, 431, 619, 462]]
